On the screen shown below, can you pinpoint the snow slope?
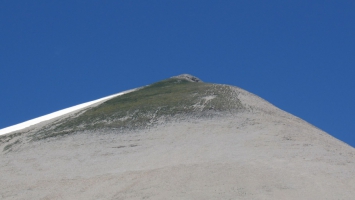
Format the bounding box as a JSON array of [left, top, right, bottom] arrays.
[[0, 89, 137, 136]]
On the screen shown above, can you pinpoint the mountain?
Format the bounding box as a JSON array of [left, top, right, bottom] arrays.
[[1, 74, 354, 200]]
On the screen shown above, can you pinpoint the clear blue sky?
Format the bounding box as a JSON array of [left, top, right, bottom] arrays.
[[1, 1, 354, 147]]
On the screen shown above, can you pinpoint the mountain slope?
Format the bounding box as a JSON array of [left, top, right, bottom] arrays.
[[0, 74, 354, 200], [0, 89, 137, 136], [1, 74, 244, 145]]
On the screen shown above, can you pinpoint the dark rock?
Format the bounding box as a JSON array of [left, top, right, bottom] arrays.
[[171, 74, 202, 82]]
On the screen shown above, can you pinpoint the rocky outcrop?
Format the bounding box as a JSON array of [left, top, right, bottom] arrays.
[[171, 74, 202, 82]]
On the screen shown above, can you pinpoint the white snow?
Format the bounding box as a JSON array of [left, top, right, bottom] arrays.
[[0, 89, 137, 136]]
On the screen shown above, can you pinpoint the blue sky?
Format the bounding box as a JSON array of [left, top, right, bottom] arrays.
[[1, 1, 354, 147]]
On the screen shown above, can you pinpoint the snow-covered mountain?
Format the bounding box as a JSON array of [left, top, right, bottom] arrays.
[[1, 74, 354, 199]]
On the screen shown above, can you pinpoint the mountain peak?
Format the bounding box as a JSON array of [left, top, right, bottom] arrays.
[[1, 75, 355, 199], [171, 74, 202, 82]]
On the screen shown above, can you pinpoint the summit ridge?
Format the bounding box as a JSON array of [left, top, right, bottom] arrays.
[[171, 74, 202, 82]]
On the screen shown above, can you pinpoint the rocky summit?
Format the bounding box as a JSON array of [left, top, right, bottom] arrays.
[[1, 74, 354, 200]]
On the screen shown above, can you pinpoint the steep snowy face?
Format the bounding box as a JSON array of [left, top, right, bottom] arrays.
[[1, 76, 247, 143], [0, 74, 298, 150]]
